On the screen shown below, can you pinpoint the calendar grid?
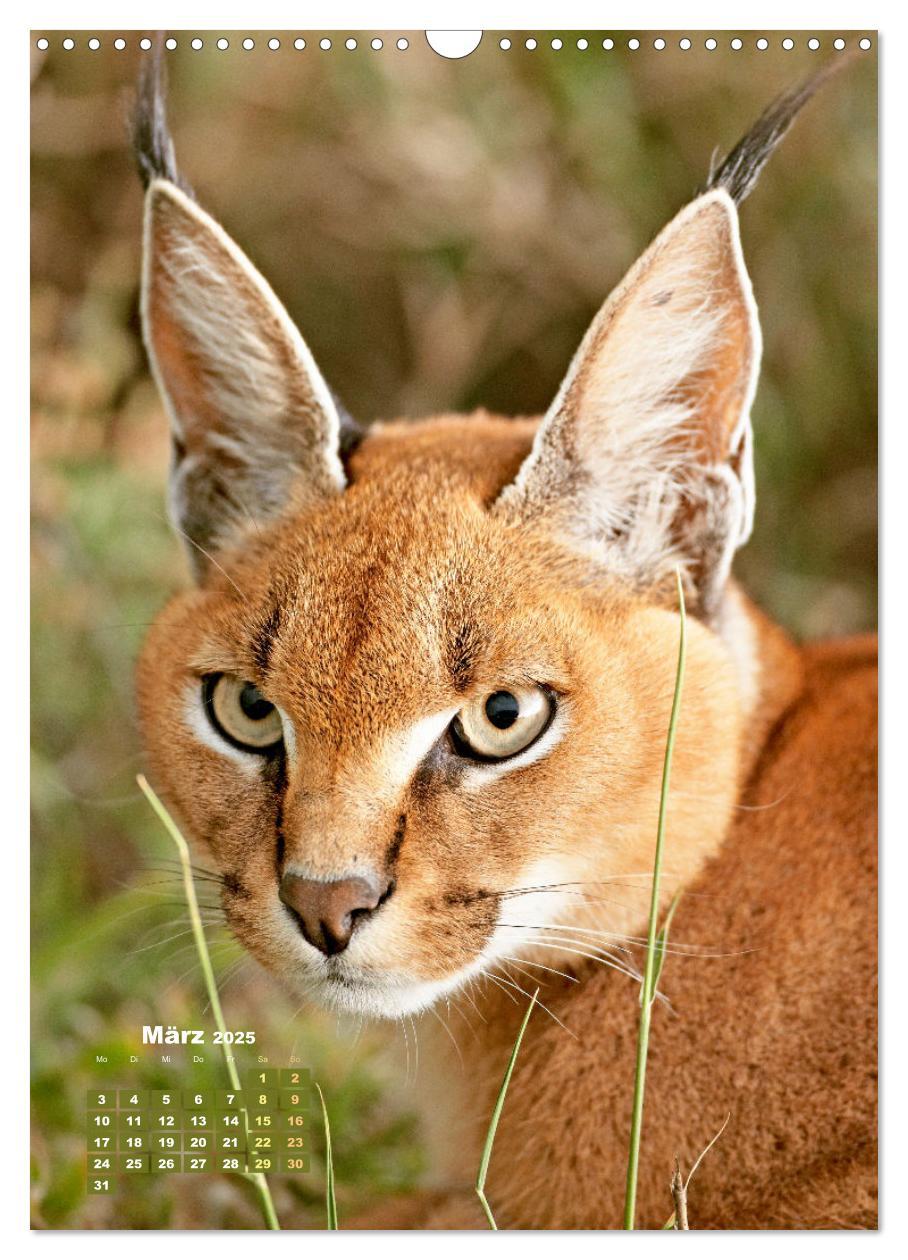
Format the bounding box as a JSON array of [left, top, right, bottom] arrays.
[[86, 1069, 311, 1193]]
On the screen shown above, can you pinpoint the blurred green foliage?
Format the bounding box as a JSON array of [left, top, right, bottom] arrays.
[[31, 31, 876, 1228]]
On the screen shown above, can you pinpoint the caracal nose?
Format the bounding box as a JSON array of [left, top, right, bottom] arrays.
[[279, 872, 390, 956]]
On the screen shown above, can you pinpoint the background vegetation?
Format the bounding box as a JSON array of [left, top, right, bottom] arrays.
[[31, 31, 876, 1228]]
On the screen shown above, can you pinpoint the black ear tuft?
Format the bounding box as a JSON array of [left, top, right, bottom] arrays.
[[706, 56, 850, 205], [131, 37, 194, 197]]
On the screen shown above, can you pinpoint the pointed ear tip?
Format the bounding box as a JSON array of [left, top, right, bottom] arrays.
[[145, 177, 198, 221], [669, 187, 746, 262], [690, 186, 740, 226], [147, 175, 180, 199], [144, 178, 225, 253]]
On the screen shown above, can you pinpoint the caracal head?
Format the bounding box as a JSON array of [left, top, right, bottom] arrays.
[[136, 169, 757, 1018]]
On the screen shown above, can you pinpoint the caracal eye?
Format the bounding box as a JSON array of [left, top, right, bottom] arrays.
[[451, 686, 554, 761], [202, 673, 284, 752]]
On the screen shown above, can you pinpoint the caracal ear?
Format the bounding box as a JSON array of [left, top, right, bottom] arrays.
[[141, 178, 346, 578], [495, 189, 760, 618]]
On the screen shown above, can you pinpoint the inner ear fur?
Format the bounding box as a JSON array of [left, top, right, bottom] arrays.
[[495, 189, 761, 618], [141, 178, 346, 578]]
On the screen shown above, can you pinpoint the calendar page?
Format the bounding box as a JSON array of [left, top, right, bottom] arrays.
[[30, 28, 878, 1231]]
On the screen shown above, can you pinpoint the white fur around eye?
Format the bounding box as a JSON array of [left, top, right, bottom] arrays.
[[379, 708, 459, 791], [280, 710, 298, 760]]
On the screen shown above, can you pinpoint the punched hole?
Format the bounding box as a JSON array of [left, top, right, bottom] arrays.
[[426, 30, 482, 58]]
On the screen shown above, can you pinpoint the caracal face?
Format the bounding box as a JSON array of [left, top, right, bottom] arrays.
[[138, 410, 742, 1018]]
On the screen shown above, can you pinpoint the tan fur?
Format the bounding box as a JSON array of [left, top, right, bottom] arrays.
[[136, 415, 876, 1228], [412, 633, 877, 1230], [135, 155, 876, 1228]]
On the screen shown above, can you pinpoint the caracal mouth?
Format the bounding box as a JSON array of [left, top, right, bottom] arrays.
[[300, 959, 483, 1020]]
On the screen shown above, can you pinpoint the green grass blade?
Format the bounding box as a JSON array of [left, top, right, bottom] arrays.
[[622, 570, 687, 1230], [650, 889, 683, 1000], [137, 774, 281, 1231], [315, 1083, 338, 1229], [476, 987, 539, 1229]]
